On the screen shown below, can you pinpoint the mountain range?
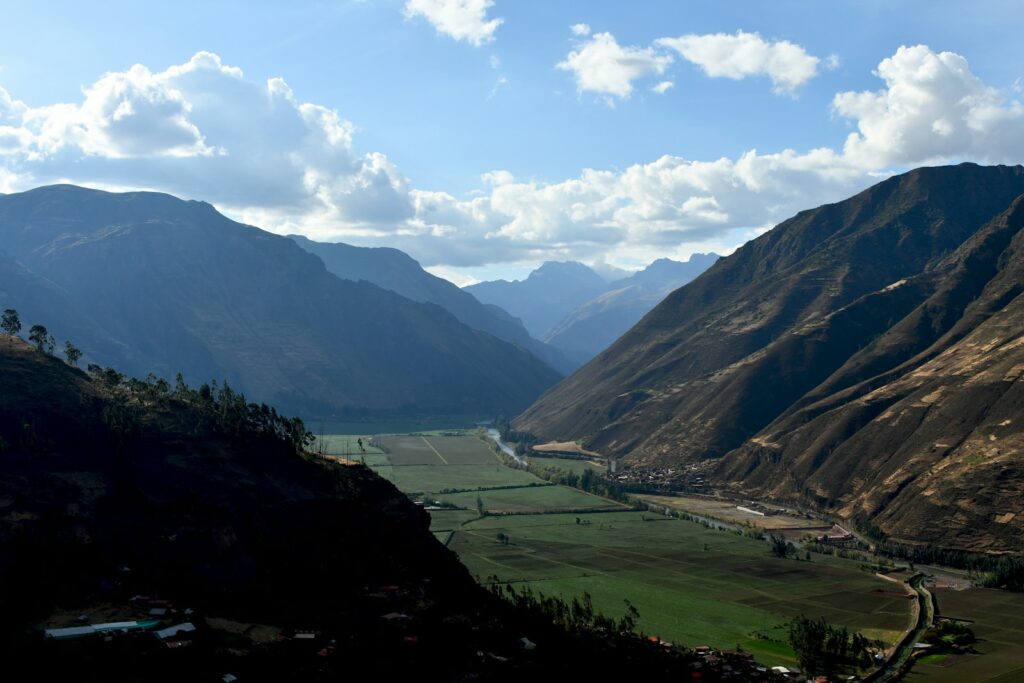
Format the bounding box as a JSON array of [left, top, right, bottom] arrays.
[[543, 255, 720, 364], [517, 163, 1024, 552], [467, 254, 718, 365], [288, 234, 575, 374], [0, 185, 560, 418]]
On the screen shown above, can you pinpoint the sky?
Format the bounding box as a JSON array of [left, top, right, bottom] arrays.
[[1, 1, 1023, 284]]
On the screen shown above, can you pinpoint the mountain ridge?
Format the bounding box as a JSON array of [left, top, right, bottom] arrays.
[[0, 184, 560, 418], [516, 163, 1024, 551], [468, 254, 718, 364], [288, 234, 574, 374]]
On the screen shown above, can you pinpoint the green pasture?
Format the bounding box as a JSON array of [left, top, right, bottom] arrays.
[[324, 432, 919, 671], [395, 464, 542, 494], [436, 485, 625, 514], [528, 456, 607, 475], [451, 511, 911, 666]]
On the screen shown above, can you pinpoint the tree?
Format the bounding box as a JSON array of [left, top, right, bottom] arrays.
[[770, 535, 794, 559], [1, 309, 20, 345], [64, 341, 82, 366], [476, 494, 487, 517], [789, 615, 874, 678], [28, 324, 54, 353]]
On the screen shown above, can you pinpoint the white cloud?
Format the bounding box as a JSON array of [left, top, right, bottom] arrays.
[[570, 23, 591, 37], [557, 32, 673, 100], [651, 80, 674, 94], [1, 45, 1021, 277], [404, 0, 503, 47], [0, 52, 410, 225], [386, 46, 1024, 270], [834, 45, 1024, 167], [657, 30, 820, 94]]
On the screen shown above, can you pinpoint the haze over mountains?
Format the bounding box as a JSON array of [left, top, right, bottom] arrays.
[[518, 163, 1024, 552], [0, 185, 560, 418], [544, 255, 720, 364], [288, 235, 575, 374], [468, 254, 719, 365]]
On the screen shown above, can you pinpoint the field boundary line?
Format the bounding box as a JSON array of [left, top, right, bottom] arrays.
[[463, 529, 610, 577], [978, 665, 1024, 683], [421, 436, 449, 464]]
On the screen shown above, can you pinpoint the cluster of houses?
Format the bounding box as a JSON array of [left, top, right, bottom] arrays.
[[685, 644, 794, 681], [678, 643, 867, 682], [611, 462, 716, 491], [44, 595, 199, 648]]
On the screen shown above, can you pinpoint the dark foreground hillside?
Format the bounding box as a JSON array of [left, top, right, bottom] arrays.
[[0, 340, 760, 681]]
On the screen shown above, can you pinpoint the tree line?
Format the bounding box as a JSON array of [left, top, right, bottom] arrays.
[[2, 308, 82, 364], [2, 307, 312, 454], [868, 533, 1024, 591], [486, 578, 641, 640], [788, 615, 877, 678]]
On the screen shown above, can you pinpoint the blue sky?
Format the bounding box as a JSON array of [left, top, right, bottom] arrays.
[[1, 1, 1023, 283]]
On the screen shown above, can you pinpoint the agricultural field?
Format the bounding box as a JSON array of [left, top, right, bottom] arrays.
[[450, 511, 913, 667], [436, 485, 624, 514], [529, 456, 607, 475], [907, 588, 1024, 682], [376, 434, 541, 493], [325, 432, 917, 670]]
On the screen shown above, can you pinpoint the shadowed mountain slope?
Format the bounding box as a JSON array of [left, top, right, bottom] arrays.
[[289, 234, 573, 374], [0, 185, 559, 417]]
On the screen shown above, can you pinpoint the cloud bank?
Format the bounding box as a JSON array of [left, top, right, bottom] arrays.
[[1, 45, 1022, 273]]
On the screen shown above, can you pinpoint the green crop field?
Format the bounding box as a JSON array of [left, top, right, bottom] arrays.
[[906, 588, 1024, 682], [395, 463, 541, 494], [320, 434, 385, 456], [528, 456, 607, 475], [437, 485, 625, 513], [451, 511, 913, 667], [379, 434, 500, 466], [327, 432, 916, 669]]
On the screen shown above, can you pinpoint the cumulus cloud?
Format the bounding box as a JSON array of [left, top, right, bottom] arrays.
[[0, 52, 411, 225], [404, 0, 503, 47], [0, 45, 1021, 276], [834, 45, 1024, 167], [385, 45, 1024, 270], [657, 30, 820, 94], [570, 23, 591, 37], [557, 32, 673, 100], [651, 80, 674, 94]]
